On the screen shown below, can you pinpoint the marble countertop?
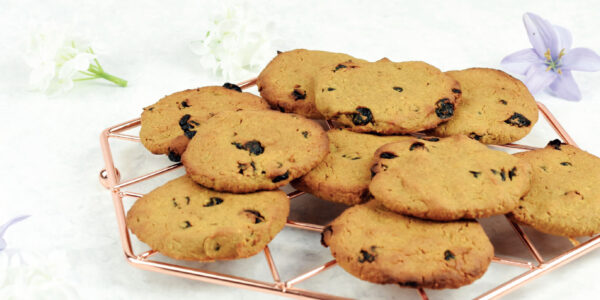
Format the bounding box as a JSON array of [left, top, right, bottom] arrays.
[[1, 0, 600, 299]]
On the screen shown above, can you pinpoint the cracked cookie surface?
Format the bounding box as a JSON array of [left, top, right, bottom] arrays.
[[321, 201, 494, 289], [432, 68, 538, 144], [257, 49, 365, 118], [369, 135, 532, 220], [139, 85, 270, 159], [511, 141, 600, 237], [181, 110, 329, 193], [126, 175, 289, 261], [314, 59, 461, 134], [292, 129, 411, 205]]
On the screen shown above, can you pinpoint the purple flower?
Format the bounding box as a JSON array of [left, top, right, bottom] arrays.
[[501, 12, 600, 101], [0, 215, 30, 251]]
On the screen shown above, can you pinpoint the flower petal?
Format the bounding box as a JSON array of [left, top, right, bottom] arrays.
[[561, 47, 600, 72], [554, 25, 572, 51], [524, 64, 557, 94], [523, 12, 559, 58], [549, 70, 581, 101], [0, 215, 30, 251], [501, 48, 540, 75]]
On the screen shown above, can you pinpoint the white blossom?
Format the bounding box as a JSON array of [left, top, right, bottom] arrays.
[[189, 6, 276, 80]]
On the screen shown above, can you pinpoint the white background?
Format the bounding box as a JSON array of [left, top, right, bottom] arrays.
[[1, 0, 600, 299]]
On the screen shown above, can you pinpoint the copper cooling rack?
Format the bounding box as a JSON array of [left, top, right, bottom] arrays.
[[99, 78, 600, 299]]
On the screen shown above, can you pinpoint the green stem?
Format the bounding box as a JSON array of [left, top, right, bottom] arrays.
[[86, 64, 128, 87]]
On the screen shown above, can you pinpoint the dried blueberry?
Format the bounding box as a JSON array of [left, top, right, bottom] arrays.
[[504, 112, 531, 127], [452, 88, 462, 94], [276, 50, 282, 54], [499, 99, 508, 105], [291, 89, 306, 100], [231, 142, 244, 149], [321, 225, 332, 247], [181, 221, 192, 229], [184, 130, 196, 139], [172, 198, 179, 207], [327, 87, 336, 91], [444, 250, 455, 260], [271, 171, 289, 183], [181, 100, 190, 108], [469, 171, 481, 178], [358, 247, 376, 263], [547, 139, 564, 150], [186, 196, 190, 205], [301, 131, 309, 138], [179, 114, 191, 127], [420, 137, 440, 142], [435, 98, 454, 119], [469, 132, 483, 141], [380, 152, 397, 159], [168, 150, 181, 162], [333, 64, 347, 72], [500, 169, 507, 181], [244, 140, 264, 155], [179, 114, 197, 139], [393, 86, 403, 92], [222, 82, 242, 92], [204, 197, 224, 207], [508, 167, 517, 180], [409, 142, 425, 151], [244, 210, 265, 224], [560, 162, 572, 166], [351, 107, 373, 126]]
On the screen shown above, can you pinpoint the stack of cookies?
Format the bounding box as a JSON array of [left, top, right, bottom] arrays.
[[127, 49, 600, 291]]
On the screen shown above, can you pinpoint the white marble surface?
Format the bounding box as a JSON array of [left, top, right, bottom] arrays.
[[1, 0, 600, 299]]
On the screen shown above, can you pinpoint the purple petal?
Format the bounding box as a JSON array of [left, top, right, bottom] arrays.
[[501, 48, 540, 75], [554, 25, 572, 51], [523, 12, 559, 59], [549, 70, 581, 101], [0, 215, 30, 251], [524, 64, 557, 94], [561, 47, 600, 72]]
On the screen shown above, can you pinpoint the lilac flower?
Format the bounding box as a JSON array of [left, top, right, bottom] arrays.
[[501, 12, 600, 101], [0, 215, 30, 251]]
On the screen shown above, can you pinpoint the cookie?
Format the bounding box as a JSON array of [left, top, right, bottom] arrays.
[[432, 68, 539, 144], [314, 59, 461, 134], [181, 110, 329, 193], [511, 140, 600, 237], [369, 135, 532, 220], [126, 175, 290, 261], [257, 49, 365, 118], [139, 84, 270, 159], [292, 129, 411, 205], [321, 201, 494, 289]]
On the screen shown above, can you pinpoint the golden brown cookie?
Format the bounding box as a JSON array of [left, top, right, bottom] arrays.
[[321, 201, 494, 289], [511, 140, 600, 237], [432, 68, 539, 144], [314, 59, 461, 134], [126, 175, 289, 261], [257, 49, 365, 118], [139, 84, 270, 160], [292, 129, 411, 205], [181, 110, 329, 193], [369, 135, 532, 220]]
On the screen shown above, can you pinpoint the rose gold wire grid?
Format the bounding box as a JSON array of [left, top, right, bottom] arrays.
[[99, 77, 600, 300]]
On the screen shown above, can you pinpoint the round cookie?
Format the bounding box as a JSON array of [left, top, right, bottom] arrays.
[[126, 175, 290, 261], [257, 49, 365, 118], [292, 129, 412, 205], [314, 59, 461, 134], [181, 110, 329, 193], [432, 68, 539, 144], [369, 135, 532, 221], [511, 140, 600, 237], [321, 201, 494, 289], [139, 84, 270, 159]]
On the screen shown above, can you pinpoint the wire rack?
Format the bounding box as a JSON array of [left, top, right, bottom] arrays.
[[99, 78, 600, 299]]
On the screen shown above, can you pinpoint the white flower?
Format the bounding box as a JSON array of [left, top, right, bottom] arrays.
[[0, 251, 79, 300], [23, 24, 127, 96], [189, 6, 276, 80]]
